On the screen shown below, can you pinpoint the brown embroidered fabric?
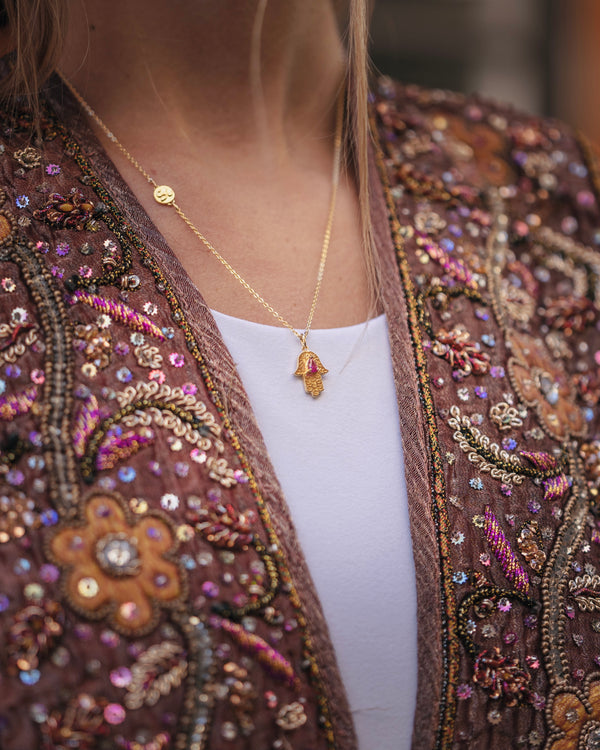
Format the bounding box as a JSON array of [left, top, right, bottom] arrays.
[[0, 73, 599, 750]]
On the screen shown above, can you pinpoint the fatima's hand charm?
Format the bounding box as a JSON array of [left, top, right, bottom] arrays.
[[295, 348, 328, 398]]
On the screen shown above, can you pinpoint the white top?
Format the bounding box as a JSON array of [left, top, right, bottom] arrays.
[[212, 310, 418, 750]]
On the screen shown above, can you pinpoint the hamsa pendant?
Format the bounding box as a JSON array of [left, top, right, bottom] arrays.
[[294, 349, 328, 398]]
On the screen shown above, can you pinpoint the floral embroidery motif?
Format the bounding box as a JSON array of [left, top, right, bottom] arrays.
[[74, 323, 112, 372], [439, 113, 516, 188], [13, 146, 41, 169], [432, 326, 491, 379], [33, 190, 96, 230], [542, 296, 598, 334], [547, 679, 600, 750], [0, 385, 37, 420], [472, 648, 533, 706], [48, 494, 185, 635], [507, 330, 586, 441], [70, 290, 166, 341], [489, 401, 524, 432], [7, 599, 65, 673]]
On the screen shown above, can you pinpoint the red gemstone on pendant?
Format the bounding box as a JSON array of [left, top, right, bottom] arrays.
[[308, 358, 317, 374]]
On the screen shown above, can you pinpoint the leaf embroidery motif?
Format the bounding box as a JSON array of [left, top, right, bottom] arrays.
[[70, 290, 165, 341], [124, 641, 188, 709], [72, 394, 101, 458]]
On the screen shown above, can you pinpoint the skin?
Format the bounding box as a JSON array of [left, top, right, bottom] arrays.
[[59, 0, 373, 329]]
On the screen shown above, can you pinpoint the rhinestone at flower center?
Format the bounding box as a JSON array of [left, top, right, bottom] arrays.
[[95, 532, 141, 576]]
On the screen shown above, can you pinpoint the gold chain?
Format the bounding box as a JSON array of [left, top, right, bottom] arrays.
[[60, 73, 345, 350]]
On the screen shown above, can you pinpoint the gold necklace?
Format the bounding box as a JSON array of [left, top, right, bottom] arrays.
[[60, 73, 345, 398]]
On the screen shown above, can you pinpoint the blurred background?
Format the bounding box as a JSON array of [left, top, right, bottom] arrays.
[[370, 0, 600, 144]]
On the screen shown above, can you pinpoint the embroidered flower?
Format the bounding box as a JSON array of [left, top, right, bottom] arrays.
[[432, 327, 490, 379], [489, 401, 523, 432], [507, 330, 585, 441], [7, 599, 65, 673], [168, 352, 185, 368], [275, 702, 307, 731], [135, 344, 163, 369], [13, 146, 41, 169], [547, 678, 600, 750], [39, 694, 107, 748], [543, 296, 598, 334], [457, 683, 473, 700], [73, 323, 112, 370], [33, 191, 95, 230], [473, 648, 532, 706], [436, 114, 516, 188], [48, 494, 185, 635]]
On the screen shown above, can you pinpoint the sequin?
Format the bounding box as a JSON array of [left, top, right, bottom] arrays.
[[161, 493, 179, 511], [19, 669, 40, 685], [24, 583, 44, 601], [118, 467, 136, 483], [103, 703, 126, 725], [457, 684, 473, 699], [77, 577, 100, 598], [221, 722, 238, 740], [561, 216, 578, 235], [116, 367, 132, 383], [201, 582, 219, 599], [29, 703, 48, 723], [110, 666, 132, 688], [96, 533, 140, 575], [51, 647, 70, 668], [118, 601, 139, 621], [14, 558, 31, 574]]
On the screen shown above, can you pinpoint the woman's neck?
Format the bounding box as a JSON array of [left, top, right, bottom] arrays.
[[60, 0, 346, 159], [57, 0, 372, 331]]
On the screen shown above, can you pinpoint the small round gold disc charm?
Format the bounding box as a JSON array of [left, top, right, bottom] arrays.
[[153, 185, 175, 205]]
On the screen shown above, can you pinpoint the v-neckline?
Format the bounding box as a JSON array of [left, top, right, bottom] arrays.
[[45, 73, 443, 749]]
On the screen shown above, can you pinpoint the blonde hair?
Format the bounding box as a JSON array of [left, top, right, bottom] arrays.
[[0, 0, 67, 110], [0, 0, 378, 299], [347, 0, 378, 305]]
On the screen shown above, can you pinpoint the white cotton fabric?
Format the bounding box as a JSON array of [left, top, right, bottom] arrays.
[[212, 309, 418, 750]]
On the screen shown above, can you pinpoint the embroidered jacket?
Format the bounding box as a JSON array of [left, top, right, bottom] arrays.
[[0, 74, 599, 750]]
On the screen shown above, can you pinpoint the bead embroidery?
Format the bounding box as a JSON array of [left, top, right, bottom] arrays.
[[1, 74, 600, 749], [375, 77, 600, 748], [484, 507, 531, 594]]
